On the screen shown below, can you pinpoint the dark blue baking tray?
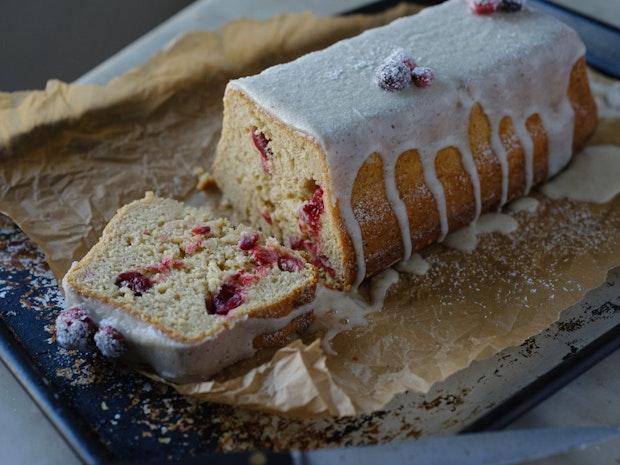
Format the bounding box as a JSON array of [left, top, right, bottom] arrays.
[[0, 1, 619, 464]]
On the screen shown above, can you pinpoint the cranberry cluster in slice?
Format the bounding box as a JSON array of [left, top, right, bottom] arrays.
[[206, 231, 309, 316], [114, 271, 153, 296], [251, 128, 273, 174], [293, 185, 336, 279]]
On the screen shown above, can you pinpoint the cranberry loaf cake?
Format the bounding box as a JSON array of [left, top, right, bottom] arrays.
[[213, 0, 597, 289], [59, 193, 317, 382]]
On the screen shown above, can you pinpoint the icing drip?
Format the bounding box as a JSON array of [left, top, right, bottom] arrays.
[[508, 196, 539, 213], [309, 269, 399, 354], [491, 116, 510, 206], [542, 145, 620, 204], [232, 0, 584, 285], [422, 153, 449, 241], [444, 212, 518, 253], [395, 253, 431, 275], [384, 157, 413, 260]]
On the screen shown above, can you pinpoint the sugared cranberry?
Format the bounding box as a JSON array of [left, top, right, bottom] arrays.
[[278, 256, 304, 272], [238, 232, 259, 251], [498, 0, 523, 11], [412, 67, 435, 88], [55, 307, 95, 350], [252, 246, 279, 266], [114, 271, 153, 296], [191, 225, 211, 236], [206, 283, 244, 315], [251, 128, 273, 174], [374, 60, 412, 92], [94, 325, 126, 358], [468, 0, 500, 14], [261, 209, 273, 225], [387, 47, 416, 71], [299, 186, 324, 236]]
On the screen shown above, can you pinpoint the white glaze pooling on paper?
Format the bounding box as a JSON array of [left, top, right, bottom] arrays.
[[508, 196, 539, 213], [395, 253, 430, 275], [231, 0, 584, 286], [309, 269, 399, 355], [444, 212, 518, 253], [62, 264, 312, 383], [542, 145, 620, 203]]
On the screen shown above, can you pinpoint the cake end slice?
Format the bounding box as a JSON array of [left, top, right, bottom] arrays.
[[59, 192, 317, 382]]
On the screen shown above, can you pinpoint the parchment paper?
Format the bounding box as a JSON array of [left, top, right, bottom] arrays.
[[1, 5, 618, 417]]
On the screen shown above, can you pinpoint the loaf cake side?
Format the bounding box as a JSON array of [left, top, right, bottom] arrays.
[[60, 193, 317, 381], [213, 0, 598, 289]]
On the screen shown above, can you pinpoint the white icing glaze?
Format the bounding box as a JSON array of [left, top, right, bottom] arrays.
[[310, 269, 399, 355], [395, 253, 431, 275], [231, 0, 583, 287], [508, 196, 539, 213], [62, 263, 313, 383], [444, 212, 518, 253], [542, 145, 620, 203]]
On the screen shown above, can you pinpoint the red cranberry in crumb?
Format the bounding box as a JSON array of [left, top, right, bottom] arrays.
[[191, 225, 211, 236], [114, 271, 153, 296], [238, 232, 260, 250], [252, 246, 279, 266], [299, 187, 324, 236], [387, 47, 416, 71], [498, 0, 522, 11], [183, 239, 204, 254], [288, 237, 335, 278], [206, 283, 244, 315], [278, 256, 304, 272], [468, 0, 499, 14], [412, 67, 435, 88], [261, 209, 273, 225], [374, 60, 412, 91], [55, 307, 95, 350], [289, 236, 304, 250], [94, 325, 126, 358], [164, 257, 185, 270], [229, 270, 257, 287], [251, 128, 273, 174], [145, 257, 184, 274]]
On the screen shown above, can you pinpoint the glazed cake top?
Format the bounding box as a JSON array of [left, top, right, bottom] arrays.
[[232, 0, 582, 168], [231, 0, 585, 286]]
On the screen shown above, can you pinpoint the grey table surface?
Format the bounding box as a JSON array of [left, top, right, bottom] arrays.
[[1, 1, 619, 464]]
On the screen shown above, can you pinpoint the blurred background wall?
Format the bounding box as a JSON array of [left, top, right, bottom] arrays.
[[0, 0, 193, 91]]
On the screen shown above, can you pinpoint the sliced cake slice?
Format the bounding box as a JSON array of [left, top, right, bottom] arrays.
[[58, 192, 317, 382]]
